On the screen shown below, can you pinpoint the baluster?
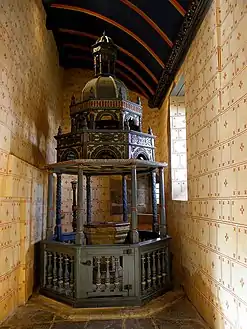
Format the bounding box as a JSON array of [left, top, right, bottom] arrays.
[[105, 257, 110, 291], [69, 256, 74, 295], [58, 253, 64, 293], [161, 248, 166, 283], [152, 251, 157, 287], [147, 253, 151, 289], [111, 256, 115, 272], [47, 251, 52, 288], [141, 254, 146, 292], [157, 250, 162, 286], [43, 250, 47, 287], [64, 255, 70, 295], [165, 247, 170, 284], [114, 257, 120, 292], [53, 253, 57, 290], [96, 257, 102, 291]]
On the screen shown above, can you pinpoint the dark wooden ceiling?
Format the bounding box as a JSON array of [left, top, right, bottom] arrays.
[[42, 0, 212, 107]]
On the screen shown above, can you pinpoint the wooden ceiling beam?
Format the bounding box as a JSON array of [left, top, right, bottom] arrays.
[[120, 0, 173, 47], [51, 4, 165, 68], [59, 28, 158, 84]]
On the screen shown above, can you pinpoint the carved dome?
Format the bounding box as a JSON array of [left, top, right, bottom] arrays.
[[81, 75, 129, 101]]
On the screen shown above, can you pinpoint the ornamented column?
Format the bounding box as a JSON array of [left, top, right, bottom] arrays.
[[71, 181, 77, 232], [46, 172, 54, 239], [76, 167, 85, 244], [130, 166, 139, 243], [151, 170, 158, 233], [159, 167, 167, 237], [55, 173, 62, 241], [86, 175, 92, 224], [122, 175, 128, 223]]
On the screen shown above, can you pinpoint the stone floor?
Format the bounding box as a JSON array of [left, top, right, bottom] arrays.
[[0, 294, 209, 329]]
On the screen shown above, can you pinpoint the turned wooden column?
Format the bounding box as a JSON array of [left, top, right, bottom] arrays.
[[76, 168, 85, 244], [130, 166, 139, 243], [151, 170, 158, 233], [55, 173, 62, 241], [71, 181, 77, 232], [122, 174, 128, 223], [86, 175, 92, 224], [46, 172, 54, 239], [159, 167, 167, 237]]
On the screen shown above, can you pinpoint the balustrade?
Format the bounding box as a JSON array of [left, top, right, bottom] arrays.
[[41, 237, 171, 306], [92, 256, 123, 293], [139, 241, 170, 298], [42, 245, 76, 298]]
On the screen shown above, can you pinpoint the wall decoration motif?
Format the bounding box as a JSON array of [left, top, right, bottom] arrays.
[[167, 1, 247, 328], [0, 0, 63, 322]]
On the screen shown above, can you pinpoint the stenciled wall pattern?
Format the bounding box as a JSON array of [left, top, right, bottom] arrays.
[[0, 0, 63, 322], [167, 1, 247, 328]]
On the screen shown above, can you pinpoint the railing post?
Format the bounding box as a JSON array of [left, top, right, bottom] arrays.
[[86, 175, 92, 224], [130, 166, 139, 243], [122, 174, 128, 223], [159, 167, 167, 237], [46, 172, 54, 240], [151, 170, 158, 233], [76, 167, 85, 244], [55, 172, 62, 241]]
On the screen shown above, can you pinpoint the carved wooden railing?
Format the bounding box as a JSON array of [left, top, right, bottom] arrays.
[[139, 238, 171, 299], [40, 236, 171, 307], [41, 242, 78, 299]]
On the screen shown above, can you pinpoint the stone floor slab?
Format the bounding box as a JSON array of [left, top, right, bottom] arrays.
[[0, 294, 209, 329]]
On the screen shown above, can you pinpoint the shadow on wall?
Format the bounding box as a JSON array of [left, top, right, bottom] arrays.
[[182, 265, 219, 329]]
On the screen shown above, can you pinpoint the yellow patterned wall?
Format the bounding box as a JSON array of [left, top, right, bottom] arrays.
[[0, 0, 63, 322], [167, 1, 247, 328]]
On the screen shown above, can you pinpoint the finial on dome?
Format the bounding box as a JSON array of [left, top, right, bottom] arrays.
[[92, 33, 118, 77]]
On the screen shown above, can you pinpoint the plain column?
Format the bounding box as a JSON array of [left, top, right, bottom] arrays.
[[122, 174, 128, 223], [159, 167, 167, 237], [130, 166, 139, 243], [86, 175, 92, 224], [55, 172, 62, 241], [46, 172, 54, 239], [76, 167, 85, 244]]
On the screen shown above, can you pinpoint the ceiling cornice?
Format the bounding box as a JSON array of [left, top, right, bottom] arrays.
[[149, 0, 213, 108]]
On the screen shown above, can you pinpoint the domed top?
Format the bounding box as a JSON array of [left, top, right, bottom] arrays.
[[81, 75, 129, 102]]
